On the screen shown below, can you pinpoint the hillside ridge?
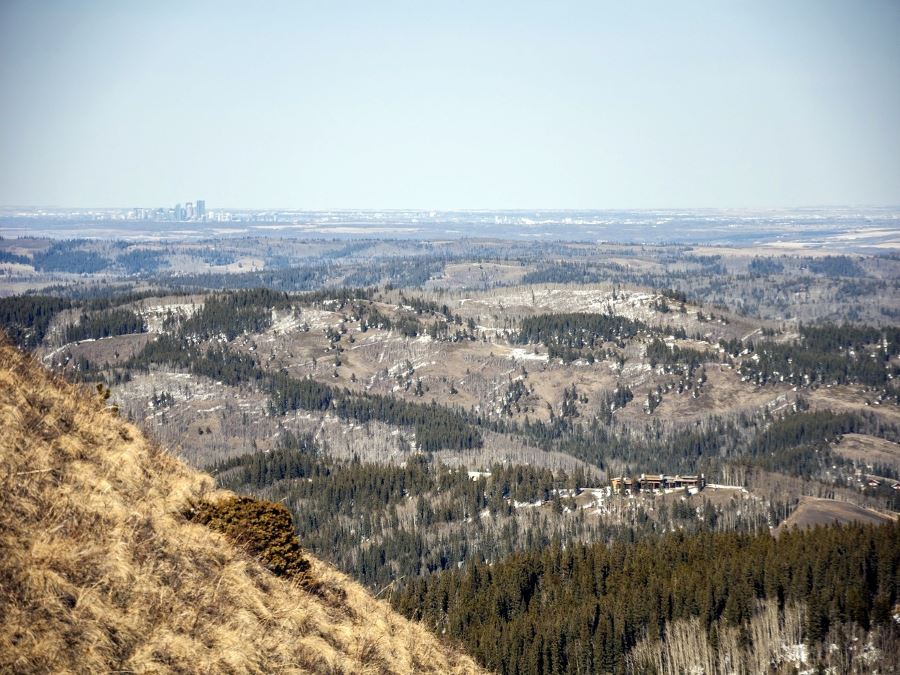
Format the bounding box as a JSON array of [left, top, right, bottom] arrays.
[[0, 340, 482, 674]]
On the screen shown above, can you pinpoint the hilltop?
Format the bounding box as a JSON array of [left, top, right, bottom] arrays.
[[0, 340, 482, 674]]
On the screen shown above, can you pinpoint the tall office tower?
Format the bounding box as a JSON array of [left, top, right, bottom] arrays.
[[196, 200, 206, 220], [186, 202, 194, 220]]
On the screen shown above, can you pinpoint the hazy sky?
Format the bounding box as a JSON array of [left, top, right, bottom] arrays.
[[1, 1, 899, 209]]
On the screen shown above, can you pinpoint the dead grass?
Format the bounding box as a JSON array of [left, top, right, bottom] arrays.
[[833, 433, 900, 471], [775, 496, 896, 535], [0, 341, 485, 674]]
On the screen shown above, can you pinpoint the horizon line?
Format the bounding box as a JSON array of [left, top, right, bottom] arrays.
[[3, 204, 900, 213]]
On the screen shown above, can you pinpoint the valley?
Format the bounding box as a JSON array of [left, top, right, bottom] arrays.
[[2, 233, 899, 673]]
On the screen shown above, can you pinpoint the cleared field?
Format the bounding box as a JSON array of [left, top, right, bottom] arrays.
[[833, 433, 900, 471], [776, 497, 895, 534], [807, 386, 900, 425], [40, 332, 153, 370]]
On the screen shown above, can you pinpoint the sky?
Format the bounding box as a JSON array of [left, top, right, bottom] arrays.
[[1, 1, 899, 210]]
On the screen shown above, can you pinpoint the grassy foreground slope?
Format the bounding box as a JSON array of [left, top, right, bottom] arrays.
[[0, 340, 482, 674]]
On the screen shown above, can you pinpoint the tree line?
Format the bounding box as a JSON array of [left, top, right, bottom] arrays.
[[63, 308, 146, 342], [393, 521, 900, 675], [211, 432, 604, 588]]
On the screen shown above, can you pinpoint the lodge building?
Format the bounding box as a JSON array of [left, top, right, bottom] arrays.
[[610, 473, 705, 494]]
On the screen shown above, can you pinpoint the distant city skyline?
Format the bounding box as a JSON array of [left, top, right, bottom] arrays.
[[2, 1, 899, 210]]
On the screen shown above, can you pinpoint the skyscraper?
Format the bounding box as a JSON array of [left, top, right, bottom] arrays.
[[196, 200, 206, 220]]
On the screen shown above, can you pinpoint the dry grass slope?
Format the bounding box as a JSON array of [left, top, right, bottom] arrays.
[[0, 341, 484, 675], [774, 496, 896, 535]]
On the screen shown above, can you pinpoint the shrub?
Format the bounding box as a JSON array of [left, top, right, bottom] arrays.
[[187, 496, 311, 581]]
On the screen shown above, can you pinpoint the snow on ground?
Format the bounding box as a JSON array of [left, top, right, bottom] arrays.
[[41, 342, 77, 365], [781, 643, 808, 667], [705, 484, 748, 492], [295, 307, 342, 330], [506, 347, 549, 362], [387, 358, 435, 376], [139, 303, 199, 333], [468, 288, 666, 324], [620, 361, 652, 385], [268, 308, 302, 336], [859, 640, 883, 665]]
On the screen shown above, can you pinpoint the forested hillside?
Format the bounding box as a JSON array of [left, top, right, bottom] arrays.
[[394, 523, 900, 674]]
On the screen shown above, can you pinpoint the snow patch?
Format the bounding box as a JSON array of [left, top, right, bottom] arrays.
[[507, 347, 548, 362]]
